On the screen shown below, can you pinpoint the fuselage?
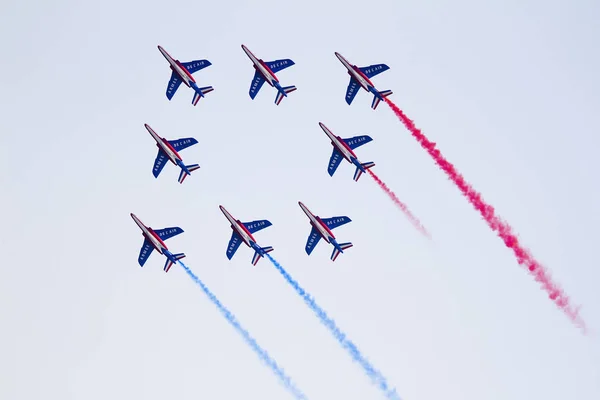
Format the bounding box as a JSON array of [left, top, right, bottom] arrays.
[[242, 45, 278, 88], [158, 45, 196, 88], [298, 202, 335, 243], [131, 213, 168, 254], [145, 124, 183, 166], [319, 122, 359, 164], [335, 52, 375, 92], [220, 205, 256, 247]]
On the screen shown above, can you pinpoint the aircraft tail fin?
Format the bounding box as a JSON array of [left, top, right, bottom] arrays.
[[251, 246, 274, 266], [331, 242, 353, 262], [178, 164, 200, 184], [353, 161, 376, 182], [164, 253, 186, 272], [192, 86, 214, 105], [371, 89, 393, 110], [275, 85, 297, 105]]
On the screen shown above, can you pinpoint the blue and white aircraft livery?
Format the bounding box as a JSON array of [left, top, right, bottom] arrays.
[[220, 205, 274, 266], [158, 45, 214, 106], [319, 122, 376, 182], [335, 52, 393, 110], [241, 44, 297, 105], [144, 124, 200, 184], [130, 213, 186, 273], [298, 202, 353, 261]]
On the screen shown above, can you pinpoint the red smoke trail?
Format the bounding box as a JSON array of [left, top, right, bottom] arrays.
[[367, 169, 431, 239], [384, 99, 586, 332]]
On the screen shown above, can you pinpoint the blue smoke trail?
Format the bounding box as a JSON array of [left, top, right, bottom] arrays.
[[266, 254, 400, 400], [177, 261, 307, 400]]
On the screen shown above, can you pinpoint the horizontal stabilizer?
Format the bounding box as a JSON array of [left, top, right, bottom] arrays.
[[178, 164, 200, 184], [164, 253, 186, 272], [242, 220, 272, 234], [199, 86, 214, 95], [371, 89, 393, 110], [353, 161, 375, 181], [331, 242, 353, 262], [275, 85, 297, 105], [251, 245, 274, 266]]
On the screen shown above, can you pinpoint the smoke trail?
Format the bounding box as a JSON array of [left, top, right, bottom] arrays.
[[265, 254, 401, 400], [366, 169, 431, 239], [384, 99, 586, 332], [177, 261, 307, 399]]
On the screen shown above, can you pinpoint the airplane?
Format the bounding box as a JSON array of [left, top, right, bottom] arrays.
[[319, 122, 375, 182], [298, 201, 353, 261], [219, 205, 274, 266], [335, 52, 393, 110], [144, 123, 200, 184], [157, 45, 214, 106], [130, 213, 186, 273], [241, 44, 297, 105]]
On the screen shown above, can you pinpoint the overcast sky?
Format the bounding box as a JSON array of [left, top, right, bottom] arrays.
[[1, 0, 599, 399]]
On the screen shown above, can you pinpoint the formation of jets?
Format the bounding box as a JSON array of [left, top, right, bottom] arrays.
[[134, 44, 395, 269], [157, 44, 391, 109]]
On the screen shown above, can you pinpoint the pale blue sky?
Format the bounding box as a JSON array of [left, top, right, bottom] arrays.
[[1, 0, 599, 399]]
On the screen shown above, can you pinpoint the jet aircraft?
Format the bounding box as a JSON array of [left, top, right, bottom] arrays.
[[220, 205, 274, 265], [298, 201, 353, 261], [144, 123, 200, 184], [335, 52, 392, 110], [241, 44, 296, 105], [158, 45, 214, 106], [130, 213, 186, 272], [319, 122, 375, 181]]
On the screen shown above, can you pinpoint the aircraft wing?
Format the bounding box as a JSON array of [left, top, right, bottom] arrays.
[[345, 77, 360, 105], [152, 150, 169, 178], [322, 216, 352, 230], [359, 64, 389, 79], [343, 135, 373, 150], [249, 71, 266, 99], [168, 138, 198, 152], [182, 60, 211, 74], [226, 231, 243, 260], [166, 71, 183, 100], [138, 239, 154, 266], [305, 227, 321, 255], [155, 227, 184, 241], [327, 148, 344, 177], [242, 220, 272, 234], [265, 59, 295, 74]]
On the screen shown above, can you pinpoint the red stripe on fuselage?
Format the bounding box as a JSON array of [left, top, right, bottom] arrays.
[[351, 65, 374, 88], [335, 136, 357, 161], [258, 60, 279, 83], [174, 60, 196, 82], [161, 138, 183, 162], [315, 216, 335, 239], [146, 228, 167, 251], [236, 220, 257, 244]]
